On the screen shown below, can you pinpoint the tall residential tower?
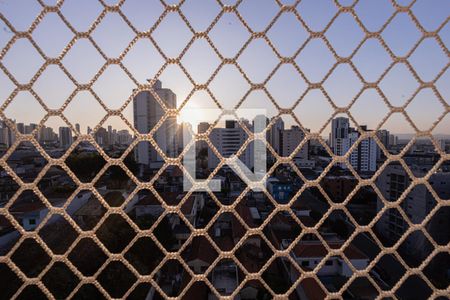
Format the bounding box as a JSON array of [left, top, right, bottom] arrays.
[[133, 80, 177, 169]]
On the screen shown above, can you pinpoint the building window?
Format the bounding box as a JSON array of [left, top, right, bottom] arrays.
[[301, 261, 310, 267], [325, 260, 333, 266]]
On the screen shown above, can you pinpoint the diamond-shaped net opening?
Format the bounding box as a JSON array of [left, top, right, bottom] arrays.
[[0, 0, 449, 299]]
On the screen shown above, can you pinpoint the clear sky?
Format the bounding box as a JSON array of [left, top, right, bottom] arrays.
[[0, 0, 449, 136]]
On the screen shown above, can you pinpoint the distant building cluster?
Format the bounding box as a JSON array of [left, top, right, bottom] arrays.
[[0, 120, 16, 148], [132, 82, 313, 172], [330, 117, 379, 172], [0, 119, 133, 154], [93, 125, 133, 148], [130, 81, 449, 180]]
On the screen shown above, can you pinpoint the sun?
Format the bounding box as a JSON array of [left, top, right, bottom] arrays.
[[178, 106, 222, 132]]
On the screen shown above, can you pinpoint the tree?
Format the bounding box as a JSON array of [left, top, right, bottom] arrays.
[[65, 153, 105, 182]]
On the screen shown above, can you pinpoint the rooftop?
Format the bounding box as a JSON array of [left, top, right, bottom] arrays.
[[293, 241, 367, 260]]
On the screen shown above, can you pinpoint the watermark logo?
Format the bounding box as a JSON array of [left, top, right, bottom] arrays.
[[182, 108, 267, 192]]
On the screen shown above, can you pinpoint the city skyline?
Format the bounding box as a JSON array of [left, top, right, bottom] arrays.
[[1, 77, 449, 139], [5, 107, 448, 142]]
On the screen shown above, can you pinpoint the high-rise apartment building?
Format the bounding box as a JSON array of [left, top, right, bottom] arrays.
[[107, 125, 113, 145], [376, 162, 450, 262], [269, 117, 284, 156], [282, 125, 308, 160], [348, 129, 378, 172], [38, 126, 57, 143], [117, 129, 132, 145], [133, 80, 177, 168], [330, 117, 350, 156], [0, 120, 15, 148], [330, 118, 378, 172], [438, 139, 447, 152], [95, 127, 108, 147], [388, 134, 398, 147], [377, 129, 390, 148], [208, 120, 254, 170], [16, 123, 24, 134], [25, 123, 38, 134], [58, 127, 73, 149], [376, 129, 390, 159], [176, 122, 192, 154], [196, 122, 210, 155]]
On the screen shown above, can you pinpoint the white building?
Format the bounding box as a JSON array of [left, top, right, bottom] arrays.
[[133, 80, 177, 169], [208, 120, 254, 170], [290, 241, 368, 277], [282, 239, 369, 300], [330, 117, 377, 172], [330, 117, 350, 156], [348, 130, 378, 172]]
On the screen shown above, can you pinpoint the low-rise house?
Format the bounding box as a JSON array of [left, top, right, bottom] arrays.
[[291, 241, 368, 277], [133, 193, 164, 218], [70, 192, 105, 230], [185, 237, 216, 274], [209, 260, 241, 299], [285, 240, 369, 298], [9, 201, 48, 231]]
